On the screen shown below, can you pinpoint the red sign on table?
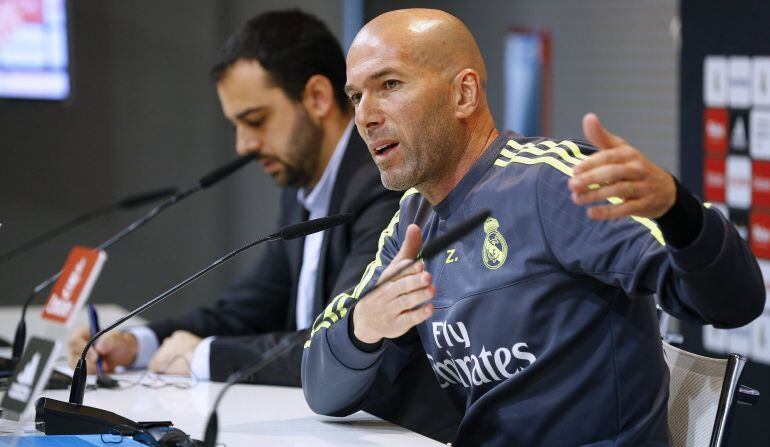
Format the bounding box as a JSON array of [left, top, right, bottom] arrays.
[[41, 246, 107, 325]]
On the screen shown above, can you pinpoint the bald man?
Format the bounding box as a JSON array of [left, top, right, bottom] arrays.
[[302, 9, 765, 445]]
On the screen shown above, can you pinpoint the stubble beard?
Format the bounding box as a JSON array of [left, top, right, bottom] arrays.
[[379, 100, 463, 193], [274, 106, 324, 188]]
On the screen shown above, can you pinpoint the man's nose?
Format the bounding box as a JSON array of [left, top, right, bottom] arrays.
[[235, 125, 261, 156], [356, 94, 384, 131]]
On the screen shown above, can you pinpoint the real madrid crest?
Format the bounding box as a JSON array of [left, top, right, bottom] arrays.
[[482, 217, 507, 270]]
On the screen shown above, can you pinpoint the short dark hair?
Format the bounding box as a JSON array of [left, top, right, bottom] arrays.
[[211, 9, 350, 112]]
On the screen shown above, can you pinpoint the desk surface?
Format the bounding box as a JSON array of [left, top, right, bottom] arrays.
[[27, 378, 441, 446], [1, 333, 442, 446]]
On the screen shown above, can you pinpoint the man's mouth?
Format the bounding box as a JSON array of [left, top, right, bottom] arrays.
[[260, 158, 281, 174], [371, 141, 399, 156]]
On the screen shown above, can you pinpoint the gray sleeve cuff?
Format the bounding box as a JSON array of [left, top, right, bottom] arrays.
[[326, 312, 385, 371], [667, 205, 726, 271]]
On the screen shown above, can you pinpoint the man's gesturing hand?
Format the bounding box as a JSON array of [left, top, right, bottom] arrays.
[[568, 113, 676, 220], [353, 224, 435, 345]]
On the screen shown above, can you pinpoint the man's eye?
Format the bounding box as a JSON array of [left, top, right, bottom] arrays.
[[384, 79, 400, 89], [246, 118, 264, 128], [349, 93, 361, 105]]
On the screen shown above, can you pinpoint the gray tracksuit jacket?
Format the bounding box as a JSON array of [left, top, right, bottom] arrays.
[[301, 132, 765, 446]]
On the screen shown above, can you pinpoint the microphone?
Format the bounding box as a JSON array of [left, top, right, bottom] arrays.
[[269, 213, 354, 240], [201, 209, 490, 446], [34, 213, 353, 436], [0, 187, 177, 267], [3, 153, 256, 368]]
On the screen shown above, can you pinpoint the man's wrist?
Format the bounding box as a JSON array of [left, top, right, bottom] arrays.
[[122, 332, 138, 366], [349, 305, 383, 352], [654, 175, 703, 249]]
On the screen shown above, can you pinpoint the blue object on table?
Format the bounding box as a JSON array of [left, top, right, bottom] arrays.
[[87, 304, 104, 375], [0, 434, 145, 446]]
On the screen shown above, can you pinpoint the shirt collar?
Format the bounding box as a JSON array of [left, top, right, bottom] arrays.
[[297, 120, 355, 214], [433, 132, 515, 219]]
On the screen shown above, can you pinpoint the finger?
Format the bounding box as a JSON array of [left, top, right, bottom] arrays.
[[384, 271, 433, 303], [582, 113, 625, 150], [573, 181, 641, 205], [94, 334, 116, 355], [68, 327, 88, 349], [148, 351, 165, 372], [394, 284, 435, 312], [569, 162, 644, 193], [395, 303, 435, 333], [85, 350, 99, 374], [586, 200, 643, 220], [572, 145, 636, 177], [85, 359, 97, 374], [68, 339, 85, 361], [391, 224, 423, 266], [380, 258, 424, 284]]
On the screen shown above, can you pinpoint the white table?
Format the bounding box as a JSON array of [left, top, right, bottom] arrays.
[[1, 376, 442, 446]]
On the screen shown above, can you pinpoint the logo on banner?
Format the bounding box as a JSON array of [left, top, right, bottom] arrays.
[[704, 158, 726, 202], [728, 56, 752, 108], [753, 161, 770, 207], [731, 115, 748, 150], [750, 210, 770, 258], [726, 155, 752, 209], [753, 57, 770, 106], [751, 108, 770, 160], [705, 108, 729, 155], [41, 246, 107, 325], [704, 56, 728, 107]]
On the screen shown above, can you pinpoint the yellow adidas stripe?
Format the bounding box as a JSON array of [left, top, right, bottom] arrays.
[[305, 188, 420, 348], [496, 139, 665, 246]]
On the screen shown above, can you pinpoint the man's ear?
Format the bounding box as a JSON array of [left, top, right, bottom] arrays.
[[301, 74, 335, 120], [454, 69, 481, 119]]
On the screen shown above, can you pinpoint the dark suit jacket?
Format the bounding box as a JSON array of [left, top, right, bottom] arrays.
[[147, 132, 461, 442]]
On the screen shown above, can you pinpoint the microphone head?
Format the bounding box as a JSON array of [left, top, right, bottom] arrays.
[[198, 153, 256, 189], [275, 213, 354, 240], [420, 210, 491, 259], [117, 187, 178, 209]]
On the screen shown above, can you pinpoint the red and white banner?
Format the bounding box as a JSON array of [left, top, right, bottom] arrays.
[[41, 246, 107, 325]]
